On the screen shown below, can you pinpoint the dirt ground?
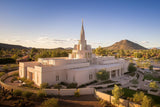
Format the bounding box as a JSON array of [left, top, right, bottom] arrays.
[[58, 95, 102, 107], [0, 95, 102, 107]]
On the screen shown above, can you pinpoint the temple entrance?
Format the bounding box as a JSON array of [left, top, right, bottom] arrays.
[[111, 70, 116, 78]]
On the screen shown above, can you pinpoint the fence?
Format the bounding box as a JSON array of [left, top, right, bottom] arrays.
[[43, 88, 94, 96], [0, 73, 38, 93]]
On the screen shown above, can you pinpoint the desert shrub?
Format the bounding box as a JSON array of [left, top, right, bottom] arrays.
[[2, 65, 9, 72], [22, 91, 33, 99], [0, 58, 16, 64], [41, 98, 58, 107], [30, 93, 38, 101], [67, 83, 77, 88], [13, 89, 22, 96], [19, 77, 26, 82], [0, 72, 5, 77], [11, 77, 17, 83], [78, 80, 97, 88], [60, 82, 68, 86], [12, 72, 19, 76], [40, 83, 49, 89], [10, 64, 18, 68], [74, 89, 80, 97], [37, 91, 46, 99], [6, 95, 13, 100], [24, 79, 34, 87]]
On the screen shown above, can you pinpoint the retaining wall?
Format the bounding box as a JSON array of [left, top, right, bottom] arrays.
[[43, 88, 94, 96], [95, 90, 141, 107]]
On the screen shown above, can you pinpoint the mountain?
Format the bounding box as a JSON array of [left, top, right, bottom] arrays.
[[104, 39, 147, 50], [0, 43, 28, 50]]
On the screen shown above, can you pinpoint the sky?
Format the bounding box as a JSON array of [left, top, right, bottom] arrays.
[[0, 0, 160, 49]]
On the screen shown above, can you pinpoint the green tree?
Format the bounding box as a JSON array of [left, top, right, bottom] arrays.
[[41, 98, 59, 107], [11, 54, 18, 59], [133, 91, 144, 103], [141, 95, 152, 107], [149, 81, 158, 89], [149, 65, 153, 71], [95, 46, 106, 56], [128, 63, 137, 72], [112, 85, 124, 106], [96, 69, 109, 81]]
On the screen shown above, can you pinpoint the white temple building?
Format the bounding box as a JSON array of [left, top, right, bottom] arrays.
[[19, 20, 129, 86]]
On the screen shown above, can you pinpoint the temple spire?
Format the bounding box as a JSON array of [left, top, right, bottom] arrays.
[[80, 19, 85, 42]]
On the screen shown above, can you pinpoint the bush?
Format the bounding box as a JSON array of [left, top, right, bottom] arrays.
[[0, 72, 5, 77], [10, 64, 18, 68], [30, 93, 38, 101], [96, 69, 109, 81], [12, 72, 19, 76], [2, 65, 9, 72], [128, 63, 137, 72], [53, 84, 62, 89], [11, 77, 17, 83], [37, 91, 46, 99], [40, 83, 49, 89], [67, 83, 77, 88], [19, 77, 26, 82], [13, 89, 22, 96], [22, 91, 33, 99], [24, 79, 34, 87], [59, 82, 68, 86], [0, 58, 16, 64], [78, 80, 97, 88], [130, 79, 138, 84], [41, 98, 58, 107], [74, 89, 80, 97]]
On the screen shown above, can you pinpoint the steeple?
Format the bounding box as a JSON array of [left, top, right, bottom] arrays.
[[80, 19, 85, 43]]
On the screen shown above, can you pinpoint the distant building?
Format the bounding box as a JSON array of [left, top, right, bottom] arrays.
[[19, 20, 129, 86]]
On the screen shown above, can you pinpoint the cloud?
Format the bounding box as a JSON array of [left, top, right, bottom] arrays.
[[2, 36, 106, 48], [140, 41, 149, 44]]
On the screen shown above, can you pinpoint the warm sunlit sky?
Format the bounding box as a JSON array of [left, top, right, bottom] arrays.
[[0, 0, 160, 49]]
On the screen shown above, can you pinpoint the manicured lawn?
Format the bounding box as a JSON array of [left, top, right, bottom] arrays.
[[122, 88, 137, 98], [144, 74, 160, 82]]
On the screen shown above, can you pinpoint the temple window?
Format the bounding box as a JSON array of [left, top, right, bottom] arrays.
[[89, 74, 93, 80], [73, 76, 75, 81], [85, 53, 87, 58], [66, 74, 68, 80], [56, 75, 59, 81]]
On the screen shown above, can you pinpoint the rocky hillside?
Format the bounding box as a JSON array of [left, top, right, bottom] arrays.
[[105, 40, 147, 50], [0, 43, 28, 50]]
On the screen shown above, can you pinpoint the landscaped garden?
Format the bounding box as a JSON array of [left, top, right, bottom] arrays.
[[144, 73, 160, 82], [105, 86, 160, 106]]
